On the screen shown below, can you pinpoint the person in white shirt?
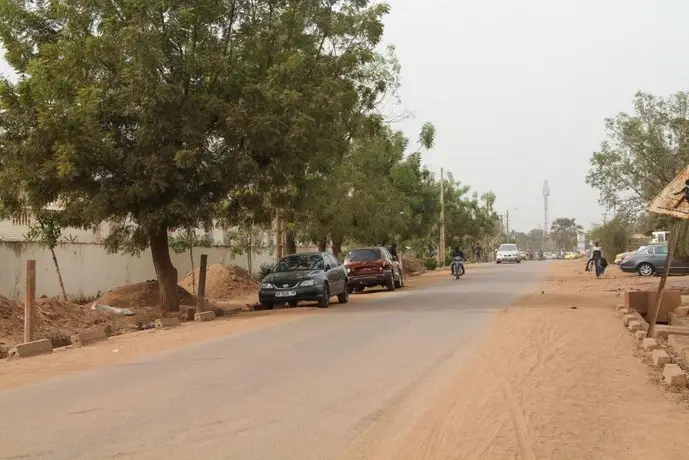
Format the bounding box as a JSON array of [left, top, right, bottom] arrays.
[[588, 242, 604, 278]]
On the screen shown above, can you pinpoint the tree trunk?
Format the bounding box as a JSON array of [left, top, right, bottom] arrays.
[[318, 236, 327, 252], [286, 229, 297, 255], [247, 232, 253, 275], [332, 236, 343, 258], [150, 230, 179, 311], [50, 246, 67, 301], [188, 229, 196, 294]]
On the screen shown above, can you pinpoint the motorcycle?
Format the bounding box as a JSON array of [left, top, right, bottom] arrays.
[[452, 256, 465, 280]]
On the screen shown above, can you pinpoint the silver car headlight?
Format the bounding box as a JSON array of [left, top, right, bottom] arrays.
[[261, 283, 274, 289], [300, 279, 315, 287]]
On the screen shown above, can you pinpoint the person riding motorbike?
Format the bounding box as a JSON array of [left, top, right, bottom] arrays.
[[451, 247, 465, 275]]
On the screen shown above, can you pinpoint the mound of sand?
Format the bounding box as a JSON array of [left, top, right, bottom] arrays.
[[92, 280, 197, 309], [0, 295, 139, 355], [179, 264, 259, 300], [402, 256, 426, 275]]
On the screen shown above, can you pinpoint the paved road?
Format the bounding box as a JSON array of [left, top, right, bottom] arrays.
[[0, 262, 547, 460]]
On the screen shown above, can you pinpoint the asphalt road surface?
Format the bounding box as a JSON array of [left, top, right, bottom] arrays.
[[0, 262, 548, 460]]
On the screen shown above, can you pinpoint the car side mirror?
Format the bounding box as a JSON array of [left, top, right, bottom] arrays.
[[325, 265, 331, 271]]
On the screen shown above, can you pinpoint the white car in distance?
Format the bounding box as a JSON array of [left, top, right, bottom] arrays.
[[496, 243, 521, 264]]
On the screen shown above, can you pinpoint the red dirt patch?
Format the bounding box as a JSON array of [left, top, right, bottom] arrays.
[[179, 264, 259, 300], [92, 280, 197, 309], [0, 295, 145, 356], [402, 256, 426, 275]]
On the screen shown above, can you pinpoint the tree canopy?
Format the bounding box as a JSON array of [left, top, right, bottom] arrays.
[[587, 91, 689, 257], [550, 217, 582, 251], [0, 0, 504, 310]]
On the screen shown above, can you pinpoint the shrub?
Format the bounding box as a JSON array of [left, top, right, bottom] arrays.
[[259, 262, 275, 280], [423, 257, 438, 270]]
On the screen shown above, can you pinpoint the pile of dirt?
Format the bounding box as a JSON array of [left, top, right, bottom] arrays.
[[179, 264, 259, 300], [92, 280, 197, 308], [402, 256, 426, 275], [0, 295, 139, 356]]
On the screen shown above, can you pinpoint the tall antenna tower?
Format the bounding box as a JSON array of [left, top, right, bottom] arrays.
[[542, 180, 550, 238]]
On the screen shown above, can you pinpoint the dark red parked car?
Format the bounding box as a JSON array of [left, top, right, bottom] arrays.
[[344, 247, 403, 293]]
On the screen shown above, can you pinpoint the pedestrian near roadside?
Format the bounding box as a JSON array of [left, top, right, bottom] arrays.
[[588, 241, 605, 278]]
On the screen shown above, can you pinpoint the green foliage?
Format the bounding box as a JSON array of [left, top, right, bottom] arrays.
[[259, 262, 275, 280], [0, 0, 394, 310], [587, 91, 689, 217], [169, 231, 213, 254], [588, 218, 632, 258], [423, 257, 438, 271], [27, 210, 62, 250], [550, 217, 583, 251]]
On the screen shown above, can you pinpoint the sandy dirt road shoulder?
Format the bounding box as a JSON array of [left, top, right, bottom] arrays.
[[0, 266, 456, 391], [347, 261, 689, 460]]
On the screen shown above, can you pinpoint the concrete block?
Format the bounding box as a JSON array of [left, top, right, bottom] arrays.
[[623, 314, 636, 326], [682, 295, 689, 306], [675, 306, 689, 317], [617, 307, 630, 317], [668, 335, 689, 355], [628, 321, 643, 332], [641, 338, 659, 351], [7, 339, 53, 358], [625, 291, 650, 313], [194, 311, 216, 322], [70, 329, 107, 347], [154, 317, 181, 329], [630, 311, 650, 331], [646, 290, 682, 323], [178, 306, 196, 321], [663, 364, 687, 387], [652, 325, 689, 339], [652, 349, 671, 366], [634, 330, 647, 339]]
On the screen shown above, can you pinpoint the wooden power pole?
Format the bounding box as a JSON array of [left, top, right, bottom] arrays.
[[439, 168, 445, 267]]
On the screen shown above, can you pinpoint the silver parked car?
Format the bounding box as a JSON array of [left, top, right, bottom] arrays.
[[619, 243, 689, 277]]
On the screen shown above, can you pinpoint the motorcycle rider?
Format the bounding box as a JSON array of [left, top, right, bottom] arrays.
[[451, 246, 465, 275]]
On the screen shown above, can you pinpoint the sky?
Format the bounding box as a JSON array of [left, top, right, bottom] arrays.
[[380, 0, 689, 232], [2, 1, 689, 233]]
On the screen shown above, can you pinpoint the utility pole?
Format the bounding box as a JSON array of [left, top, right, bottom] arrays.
[[506, 209, 510, 241], [439, 167, 445, 267], [542, 180, 550, 250]]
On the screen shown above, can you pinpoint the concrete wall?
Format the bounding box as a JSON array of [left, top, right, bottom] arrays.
[[0, 242, 284, 300]]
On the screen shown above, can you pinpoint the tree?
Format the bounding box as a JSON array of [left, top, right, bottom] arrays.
[[0, 0, 391, 311], [586, 91, 689, 257], [26, 209, 67, 301], [587, 91, 689, 217], [225, 225, 273, 275], [588, 218, 632, 258], [550, 218, 582, 251], [169, 230, 213, 295]]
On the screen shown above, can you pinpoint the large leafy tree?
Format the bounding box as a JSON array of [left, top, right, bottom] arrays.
[[550, 217, 582, 251], [0, 0, 390, 310], [586, 90, 689, 256], [587, 91, 689, 216]]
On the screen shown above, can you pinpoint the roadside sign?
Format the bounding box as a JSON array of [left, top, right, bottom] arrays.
[[648, 165, 689, 219]]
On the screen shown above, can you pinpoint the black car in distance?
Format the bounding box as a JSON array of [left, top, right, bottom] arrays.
[[259, 252, 348, 308]]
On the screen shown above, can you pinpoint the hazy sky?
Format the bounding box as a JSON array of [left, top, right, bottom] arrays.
[[382, 0, 689, 232], [2, 1, 688, 233]]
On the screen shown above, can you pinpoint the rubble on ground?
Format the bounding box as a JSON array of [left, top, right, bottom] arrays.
[[0, 295, 141, 357]]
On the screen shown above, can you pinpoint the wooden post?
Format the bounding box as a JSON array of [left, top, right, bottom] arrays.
[[24, 260, 36, 343], [648, 221, 681, 338], [439, 167, 445, 267], [197, 254, 208, 314]]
